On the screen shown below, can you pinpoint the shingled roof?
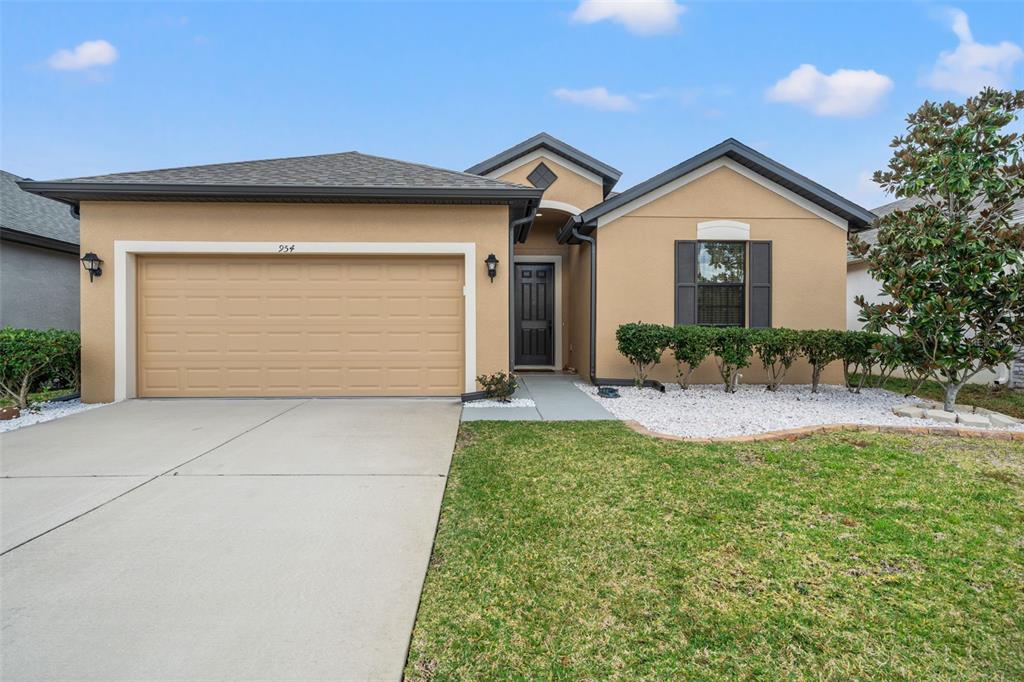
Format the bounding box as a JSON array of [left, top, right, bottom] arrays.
[[1, 170, 79, 248], [19, 151, 542, 208]]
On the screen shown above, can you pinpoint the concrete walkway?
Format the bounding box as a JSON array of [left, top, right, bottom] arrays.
[[1, 398, 460, 681], [462, 373, 614, 422]]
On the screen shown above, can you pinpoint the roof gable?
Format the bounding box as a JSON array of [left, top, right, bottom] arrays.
[[566, 139, 875, 239], [465, 132, 622, 197]]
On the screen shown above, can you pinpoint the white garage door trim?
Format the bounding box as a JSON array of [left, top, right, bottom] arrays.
[[114, 241, 477, 402]]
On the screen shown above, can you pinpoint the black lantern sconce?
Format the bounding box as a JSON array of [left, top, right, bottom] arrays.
[[484, 253, 499, 282], [81, 252, 103, 282]]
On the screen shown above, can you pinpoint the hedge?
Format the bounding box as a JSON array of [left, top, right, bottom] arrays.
[[615, 324, 879, 393], [0, 327, 81, 408]]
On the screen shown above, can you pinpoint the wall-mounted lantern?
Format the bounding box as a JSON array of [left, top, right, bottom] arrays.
[[81, 252, 103, 282], [484, 253, 499, 282]]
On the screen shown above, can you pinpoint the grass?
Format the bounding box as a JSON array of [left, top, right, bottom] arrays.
[[406, 422, 1024, 681], [872, 376, 1024, 419]]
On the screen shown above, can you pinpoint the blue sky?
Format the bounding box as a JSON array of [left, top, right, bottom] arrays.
[[2, 1, 1022, 209]]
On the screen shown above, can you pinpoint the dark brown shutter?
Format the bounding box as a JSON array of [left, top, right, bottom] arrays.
[[748, 241, 772, 328], [675, 241, 698, 325]]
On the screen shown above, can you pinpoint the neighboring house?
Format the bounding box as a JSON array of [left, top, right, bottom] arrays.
[[1, 170, 81, 330], [847, 197, 1023, 387], [21, 134, 874, 403]]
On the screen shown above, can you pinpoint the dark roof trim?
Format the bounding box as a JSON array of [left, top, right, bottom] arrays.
[[0, 226, 79, 254], [571, 138, 876, 234], [465, 132, 622, 197], [17, 181, 543, 206]]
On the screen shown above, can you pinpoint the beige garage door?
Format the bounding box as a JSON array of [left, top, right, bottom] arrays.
[[136, 254, 465, 397]]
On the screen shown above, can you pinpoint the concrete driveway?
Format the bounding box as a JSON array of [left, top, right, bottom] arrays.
[[0, 398, 460, 681]]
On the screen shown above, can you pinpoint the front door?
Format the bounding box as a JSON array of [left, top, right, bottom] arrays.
[[514, 262, 555, 367]]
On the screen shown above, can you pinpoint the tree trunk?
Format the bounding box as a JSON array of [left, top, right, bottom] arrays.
[[943, 383, 962, 412], [811, 365, 821, 394]]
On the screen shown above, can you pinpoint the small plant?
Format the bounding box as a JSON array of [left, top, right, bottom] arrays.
[[667, 325, 715, 389], [476, 371, 518, 402], [839, 330, 880, 393], [798, 329, 844, 394], [711, 327, 753, 393], [753, 327, 800, 391], [0, 327, 80, 409], [616, 322, 670, 388]]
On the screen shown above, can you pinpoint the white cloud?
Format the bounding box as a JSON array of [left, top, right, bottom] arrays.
[[553, 86, 636, 111], [47, 40, 118, 71], [922, 8, 1023, 95], [766, 64, 894, 117], [570, 0, 685, 36]]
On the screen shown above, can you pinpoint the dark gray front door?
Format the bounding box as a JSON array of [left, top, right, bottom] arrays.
[[514, 263, 555, 366]]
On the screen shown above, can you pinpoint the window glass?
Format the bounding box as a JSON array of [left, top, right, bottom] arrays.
[[698, 242, 745, 283], [697, 241, 745, 326]]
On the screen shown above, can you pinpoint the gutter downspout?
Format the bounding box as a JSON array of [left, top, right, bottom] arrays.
[[508, 207, 538, 372], [570, 221, 597, 385]]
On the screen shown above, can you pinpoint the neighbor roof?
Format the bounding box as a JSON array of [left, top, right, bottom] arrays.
[[465, 132, 623, 197], [19, 151, 543, 208], [560, 138, 876, 243], [1, 170, 79, 249]]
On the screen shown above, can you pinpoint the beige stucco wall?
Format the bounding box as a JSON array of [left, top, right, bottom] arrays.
[[495, 155, 604, 213], [567, 239, 592, 376], [78, 201, 511, 403], [596, 166, 847, 385]]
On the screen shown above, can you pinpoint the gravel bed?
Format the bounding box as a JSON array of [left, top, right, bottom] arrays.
[[577, 383, 1024, 438], [463, 398, 536, 409], [0, 399, 107, 433]]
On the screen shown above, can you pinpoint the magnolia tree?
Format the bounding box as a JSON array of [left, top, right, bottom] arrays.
[[850, 88, 1024, 411]]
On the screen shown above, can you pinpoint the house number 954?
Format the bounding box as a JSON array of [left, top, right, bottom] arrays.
[[278, 244, 296, 253]]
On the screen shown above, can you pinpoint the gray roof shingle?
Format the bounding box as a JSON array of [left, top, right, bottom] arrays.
[[48, 151, 530, 191], [1, 170, 79, 246]]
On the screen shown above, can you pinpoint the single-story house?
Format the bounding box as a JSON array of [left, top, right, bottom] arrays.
[[1, 170, 81, 330], [848, 197, 1023, 388], [21, 134, 875, 403]]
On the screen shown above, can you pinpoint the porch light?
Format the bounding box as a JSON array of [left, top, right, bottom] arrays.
[[484, 253, 499, 282], [81, 252, 103, 282]]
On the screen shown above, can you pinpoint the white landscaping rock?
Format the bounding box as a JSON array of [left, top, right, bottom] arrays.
[[463, 398, 536, 409], [990, 413, 1020, 429], [0, 399, 107, 433], [575, 383, 1024, 439]]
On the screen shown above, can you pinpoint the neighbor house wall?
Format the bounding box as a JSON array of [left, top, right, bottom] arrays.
[[595, 166, 847, 385], [0, 240, 80, 330], [77, 201, 511, 403]]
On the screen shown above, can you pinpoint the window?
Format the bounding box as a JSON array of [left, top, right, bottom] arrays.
[[697, 241, 745, 326]]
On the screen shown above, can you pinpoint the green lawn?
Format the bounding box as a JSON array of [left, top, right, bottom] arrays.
[[875, 376, 1024, 419], [406, 422, 1024, 681]]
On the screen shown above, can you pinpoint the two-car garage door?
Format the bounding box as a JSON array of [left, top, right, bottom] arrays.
[[136, 254, 465, 397]]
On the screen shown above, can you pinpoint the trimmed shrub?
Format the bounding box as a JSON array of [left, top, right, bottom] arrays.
[[711, 327, 754, 393], [0, 327, 80, 408], [839, 330, 881, 392], [476, 371, 518, 402], [667, 325, 715, 389], [798, 329, 844, 393], [616, 322, 670, 387], [753, 327, 800, 391]]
